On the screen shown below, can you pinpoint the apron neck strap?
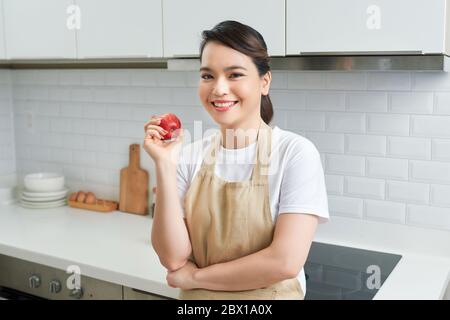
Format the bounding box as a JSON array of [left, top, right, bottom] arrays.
[[252, 120, 271, 180]]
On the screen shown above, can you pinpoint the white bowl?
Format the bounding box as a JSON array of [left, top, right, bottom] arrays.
[[24, 173, 65, 192]]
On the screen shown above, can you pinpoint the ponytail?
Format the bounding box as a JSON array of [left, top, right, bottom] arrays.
[[260, 95, 273, 125]]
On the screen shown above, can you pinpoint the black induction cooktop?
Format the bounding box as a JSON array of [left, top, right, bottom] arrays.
[[304, 242, 402, 300]]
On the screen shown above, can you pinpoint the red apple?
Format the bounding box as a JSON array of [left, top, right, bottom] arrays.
[[158, 113, 182, 140]]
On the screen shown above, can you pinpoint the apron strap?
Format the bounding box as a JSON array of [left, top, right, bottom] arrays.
[[251, 120, 272, 181], [201, 131, 222, 173]]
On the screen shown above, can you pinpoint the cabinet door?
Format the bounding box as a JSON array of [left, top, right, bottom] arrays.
[[287, 0, 445, 55], [76, 0, 163, 58], [163, 0, 285, 57], [4, 0, 77, 59]]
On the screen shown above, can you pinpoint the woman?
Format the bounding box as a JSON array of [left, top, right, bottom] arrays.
[[143, 20, 329, 300]]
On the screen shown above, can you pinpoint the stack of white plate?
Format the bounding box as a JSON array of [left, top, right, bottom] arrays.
[[20, 188, 69, 209], [19, 172, 69, 209]]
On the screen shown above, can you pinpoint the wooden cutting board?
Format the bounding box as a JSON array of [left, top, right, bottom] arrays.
[[119, 144, 149, 215]]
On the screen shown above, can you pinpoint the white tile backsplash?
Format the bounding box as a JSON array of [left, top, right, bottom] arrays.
[[413, 72, 450, 91], [50, 118, 71, 133], [328, 195, 364, 219], [0, 70, 14, 176], [72, 150, 96, 166], [306, 132, 345, 154], [344, 176, 385, 200], [410, 160, 450, 184], [270, 90, 306, 109], [430, 184, 450, 207], [70, 87, 94, 102], [387, 136, 431, 160], [388, 92, 434, 114], [286, 111, 325, 131], [325, 154, 365, 176], [412, 115, 450, 138], [366, 157, 409, 180], [386, 181, 430, 204], [407, 204, 450, 231], [36, 101, 63, 117], [367, 72, 411, 91], [60, 102, 84, 118], [326, 72, 367, 90], [432, 139, 450, 161], [346, 92, 387, 113], [364, 199, 406, 224], [287, 72, 326, 90], [0, 68, 448, 234], [367, 114, 410, 136], [306, 92, 346, 111], [325, 112, 365, 133], [345, 134, 386, 156], [434, 92, 450, 115], [324, 174, 344, 195]]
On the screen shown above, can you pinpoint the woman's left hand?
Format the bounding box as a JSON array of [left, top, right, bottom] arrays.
[[166, 261, 200, 290]]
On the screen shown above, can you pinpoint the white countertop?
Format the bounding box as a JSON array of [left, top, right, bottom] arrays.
[[0, 202, 179, 299], [0, 203, 449, 300]]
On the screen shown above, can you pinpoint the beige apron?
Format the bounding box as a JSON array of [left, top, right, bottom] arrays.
[[179, 119, 304, 300]]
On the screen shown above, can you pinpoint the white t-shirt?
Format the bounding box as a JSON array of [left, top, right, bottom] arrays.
[[176, 125, 330, 295]]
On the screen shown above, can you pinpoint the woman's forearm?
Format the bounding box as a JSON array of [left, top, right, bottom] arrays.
[[151, 161, 192, 271], [193, 246, 294, 291]]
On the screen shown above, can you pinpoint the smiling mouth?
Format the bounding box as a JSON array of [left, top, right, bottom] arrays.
[[211, 101, 238, 108]]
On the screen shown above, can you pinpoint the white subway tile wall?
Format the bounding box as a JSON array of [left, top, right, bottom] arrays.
[[0, 69, 448, 232], [0, 70, 14, 176]]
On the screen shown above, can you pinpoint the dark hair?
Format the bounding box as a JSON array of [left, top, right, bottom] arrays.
[[199, 20, 273, 125]]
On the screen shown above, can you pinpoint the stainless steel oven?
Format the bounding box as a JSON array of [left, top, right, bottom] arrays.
[[0, 254, 171, 300]]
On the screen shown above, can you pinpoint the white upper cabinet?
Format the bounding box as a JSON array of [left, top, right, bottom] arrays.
[[76, 0, 163, 58], [0, 1, 6, 59], [287, 0, 447, 55], [3, 0, 77, 59], [163, 0, 285, 57]]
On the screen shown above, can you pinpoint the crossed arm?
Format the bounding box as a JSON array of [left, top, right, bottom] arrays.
[[166, 213, 319, 291]]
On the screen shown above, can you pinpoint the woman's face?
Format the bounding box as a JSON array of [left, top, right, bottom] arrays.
[[198, 41, 271, 129]]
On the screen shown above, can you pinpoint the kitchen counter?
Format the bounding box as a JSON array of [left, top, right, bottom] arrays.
[[0, 203, 449, 300], [0, 203, 179, 299]]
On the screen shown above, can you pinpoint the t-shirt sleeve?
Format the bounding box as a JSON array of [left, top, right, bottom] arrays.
[[277, 139, 330, 223]]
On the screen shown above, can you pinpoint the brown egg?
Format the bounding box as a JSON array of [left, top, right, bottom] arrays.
[[76, 191, 86, 203], [85, 192, 96, 205], [69, 192, 78, 201]]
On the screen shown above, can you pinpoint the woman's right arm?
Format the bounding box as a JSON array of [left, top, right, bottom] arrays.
[[143, 116, 192, 272], [151, 161, 192, 272]]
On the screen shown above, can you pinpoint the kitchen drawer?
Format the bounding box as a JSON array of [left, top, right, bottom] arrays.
[[123, 286, 172, 300]]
